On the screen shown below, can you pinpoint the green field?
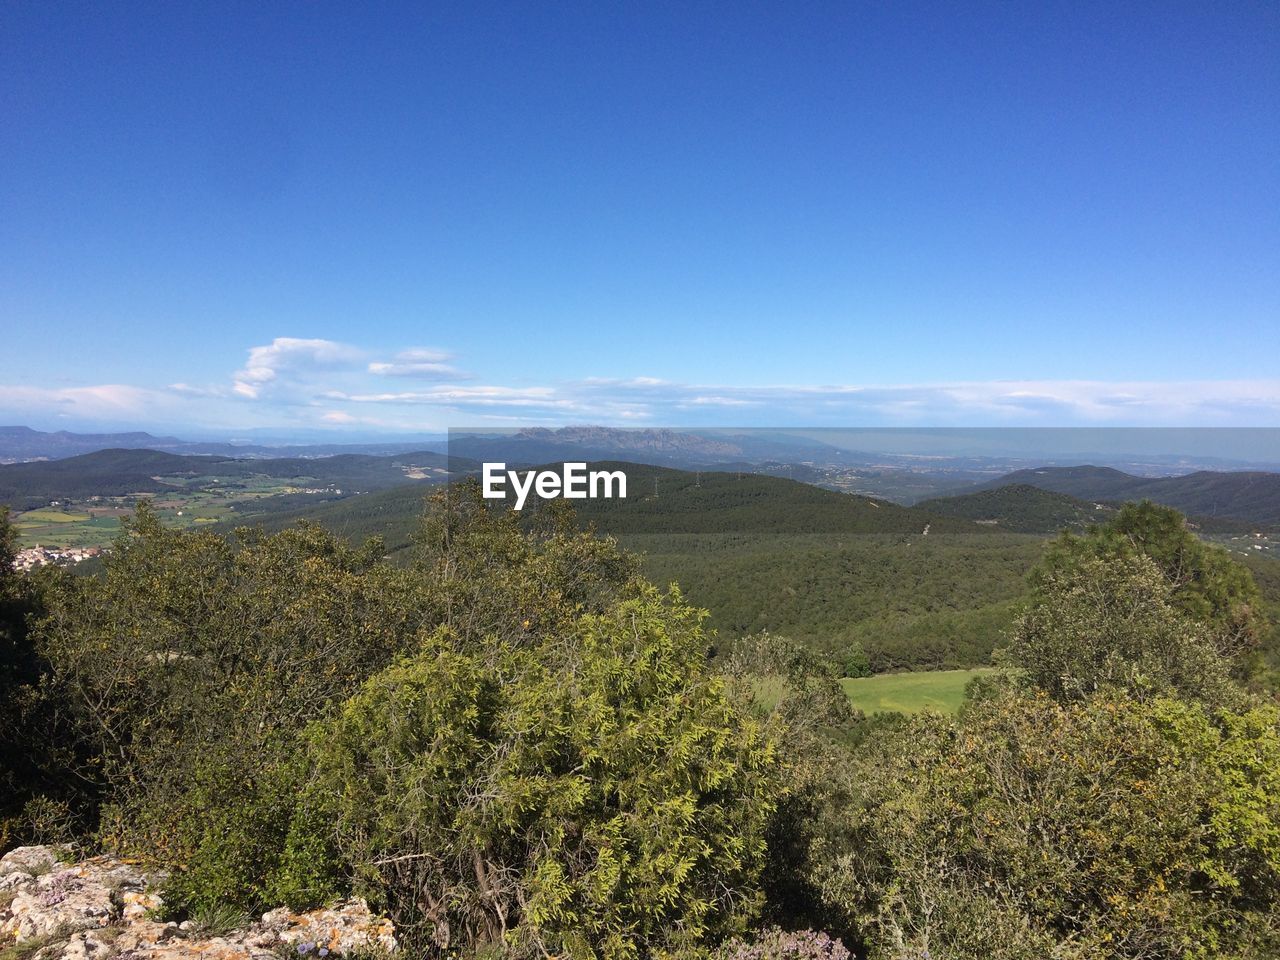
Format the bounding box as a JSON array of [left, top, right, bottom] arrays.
[[841, 667, 994, 714], [14, 508, 92, 523], [754, 667, 994, 715], [14, 511, 124, 548]]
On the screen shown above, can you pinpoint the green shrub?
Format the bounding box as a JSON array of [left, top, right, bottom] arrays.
[[1036, 501, 1267, 660], [716, 633, 860, 938], [159, 748, 322, 914], [26, 506, 423, 895], [0, 508, 73, 849], [839, 646, 871, 679], [308, 587, 777, 958], [1009, 551, 1241, 706], [819, 691, 1280, 959], [18, 487, 651, 912], [266, 784, 346, 910]]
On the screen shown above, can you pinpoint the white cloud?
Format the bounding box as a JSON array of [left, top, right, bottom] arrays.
[[334, 385, 575, 408], [233, 338, 363, 398], [0, 384, 161, 417], [568, 378, 1280, 426], [582, 376, 670, 388], [314, 374, 1280, 426], [367, 347, 461, 379], [7, 333, 1278, 433], [688, 395, 761, 407], [169, 382, 229, 398]]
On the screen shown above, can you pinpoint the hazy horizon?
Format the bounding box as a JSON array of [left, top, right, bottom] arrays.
[[7, 422, 1280, 468]]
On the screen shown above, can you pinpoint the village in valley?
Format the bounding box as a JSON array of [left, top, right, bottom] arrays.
[[12, 542, 103, 571], [7, 477, 352, 566]]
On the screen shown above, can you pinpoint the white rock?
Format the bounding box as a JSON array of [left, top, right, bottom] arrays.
[[121, 890, 163, 921], [3, 868, 114, 940], [0, 844, 63, 877], [0, 848, 396, 956]]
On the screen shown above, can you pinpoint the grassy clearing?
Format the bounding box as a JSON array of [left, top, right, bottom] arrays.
[[841, 667, 994, 714], [753, 667, 994, 716], [15, 508, 91, 522]]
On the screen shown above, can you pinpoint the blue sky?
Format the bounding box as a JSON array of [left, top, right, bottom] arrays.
[[1, 1, 1277, 435]]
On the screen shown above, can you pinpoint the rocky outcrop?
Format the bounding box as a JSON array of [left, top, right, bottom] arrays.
[[0, 846, 396, 960]]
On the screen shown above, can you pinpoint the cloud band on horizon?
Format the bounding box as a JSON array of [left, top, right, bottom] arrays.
[[2, 337, 1278, 432]]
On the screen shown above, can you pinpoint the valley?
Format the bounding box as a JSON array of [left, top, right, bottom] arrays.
[[0, 448, 465, 551], [4, 445, 1279, 681]]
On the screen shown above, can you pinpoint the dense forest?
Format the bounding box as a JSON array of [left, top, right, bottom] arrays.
[[2, 486, 1279, 959], [216, 466, 1280, 675], [917, 483, 1116, 532], [209, 468, 1044, 672]]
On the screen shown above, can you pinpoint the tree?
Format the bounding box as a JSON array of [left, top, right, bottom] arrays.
[[818, 691, 1280, 960], [840, 645, 871, 679], [0, 509, 79, 848], [1036, 501, 1266, 660], [1008, 551, 1240, 706], [718, 634, 860, 939], [0, 508, 36, 842], [307, 587, 777, 959], [26, 504, 425, 901], [411, 480, 643, 649]]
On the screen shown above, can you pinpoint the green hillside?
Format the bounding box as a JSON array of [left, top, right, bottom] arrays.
[[630, 530, 1042, 670], [219, 480, 437, 553], [220, 465, 1045, 671], [226, 463, 976, 541], [918, 483, 1117, 532], [976, 465, 1280, 528], [560, 463, 980, 534]]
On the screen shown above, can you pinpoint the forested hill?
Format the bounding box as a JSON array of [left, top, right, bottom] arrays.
[[218, 463, 1031, 670], [973, 465, 1280, 527], [222, 462, 980, 553], [565, 463, 979, 535], [0, 447, 463, 509], [918, 483, 1117, 533]]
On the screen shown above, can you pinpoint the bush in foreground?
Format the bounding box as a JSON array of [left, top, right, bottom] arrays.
[[307, 587, 777, 958], [818, 690, 1280, 959]]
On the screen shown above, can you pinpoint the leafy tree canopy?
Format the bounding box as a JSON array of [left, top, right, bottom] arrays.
[[1010, 551, 1242, 706], [819, 691, 1280, 960], [1035, 500, 1266, 657], [308, 587, 777, 959]]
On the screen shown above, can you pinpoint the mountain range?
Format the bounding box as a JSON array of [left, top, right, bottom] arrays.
[[972, 466, 1280, 527], [4, 444, 1280, 531], [0, 426, 448, 462], [443, 427, 846, 467]]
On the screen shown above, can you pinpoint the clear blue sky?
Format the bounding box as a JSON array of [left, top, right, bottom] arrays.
[[1, 1, 1277, 435]]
